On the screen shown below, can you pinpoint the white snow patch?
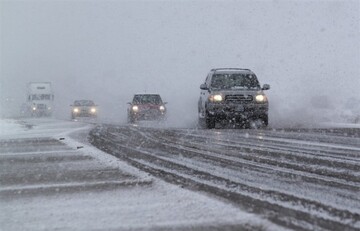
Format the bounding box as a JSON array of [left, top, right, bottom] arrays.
[[0, 119, 27, 137]]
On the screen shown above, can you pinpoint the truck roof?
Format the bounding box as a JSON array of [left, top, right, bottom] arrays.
[[27, 82, 53, 93]]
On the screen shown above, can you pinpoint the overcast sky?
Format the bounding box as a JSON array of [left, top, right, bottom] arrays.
[[1, 0, 359, 126]]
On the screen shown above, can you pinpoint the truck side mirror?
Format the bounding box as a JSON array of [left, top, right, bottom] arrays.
[[200, 84, 208, 90], [262, 84, 270, 90]]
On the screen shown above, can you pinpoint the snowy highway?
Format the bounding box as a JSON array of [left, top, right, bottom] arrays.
[[90, 123, 360, 231], [0, 119, 282, 231], [2, 0, 360, 230]]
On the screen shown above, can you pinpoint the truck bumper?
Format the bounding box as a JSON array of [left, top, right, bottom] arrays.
[[206, 102, 268, 120]]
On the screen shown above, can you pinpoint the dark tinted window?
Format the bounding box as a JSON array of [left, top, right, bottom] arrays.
[[31, 94, 52, 100], [133, 95, 162, 105], [211, 73, 260, 90]]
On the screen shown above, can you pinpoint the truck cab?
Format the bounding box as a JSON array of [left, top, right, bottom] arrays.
[[26, 82, 54, 117]]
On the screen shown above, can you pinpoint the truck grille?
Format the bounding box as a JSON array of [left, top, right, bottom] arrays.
[[37, 104, 47, 109], [225, 95, 253, 103]]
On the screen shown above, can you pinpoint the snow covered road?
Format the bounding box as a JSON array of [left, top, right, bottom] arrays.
[[0, 119, 279, 231], [90, 124, 360, 231]]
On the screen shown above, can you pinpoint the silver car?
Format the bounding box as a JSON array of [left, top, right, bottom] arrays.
[[198, 68, 270, 129], [71, 100, 98, 119]]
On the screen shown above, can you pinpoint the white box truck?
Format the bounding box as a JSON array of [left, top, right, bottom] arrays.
[[25, 82, 54, 117]]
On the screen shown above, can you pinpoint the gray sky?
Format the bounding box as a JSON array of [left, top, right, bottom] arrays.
[[1, 0, 359, 126]]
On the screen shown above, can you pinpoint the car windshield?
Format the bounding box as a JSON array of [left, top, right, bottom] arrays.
[[211, 73, 260, 90], [133, 95, 162, 105], [74, 100, 95, 106]]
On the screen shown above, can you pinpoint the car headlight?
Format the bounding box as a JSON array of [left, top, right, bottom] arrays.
[[73, 108, 79, 113], [159, 105, 165, 111], [209, 94, 223, 102], [132, 105, 139, 112], [90, 108, 96, 113], [255, 94, 267, 103], [32, 107, 36, 111]]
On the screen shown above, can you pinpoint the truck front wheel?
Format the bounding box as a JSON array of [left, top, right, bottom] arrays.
[[205, 112, 216, 129]]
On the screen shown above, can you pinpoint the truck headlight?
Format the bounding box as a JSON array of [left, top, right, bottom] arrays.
[[90, 108, 96, 113], [209, 94, 223, 102], [159, 105, 165, 111], [73, 108, 79, 113], [132, 105, 139, 112], [255, 94, 267, 103]]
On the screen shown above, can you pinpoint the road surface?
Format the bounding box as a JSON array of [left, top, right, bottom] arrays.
[[90, 123, 360, 231], [0, 119, 280, 231]]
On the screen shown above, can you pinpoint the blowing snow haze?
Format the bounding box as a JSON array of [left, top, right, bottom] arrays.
[[1, 0, 359, 127]]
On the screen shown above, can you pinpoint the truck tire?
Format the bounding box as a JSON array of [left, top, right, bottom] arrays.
[[262, 115, 268, 127], [205, 112, 216, 129]]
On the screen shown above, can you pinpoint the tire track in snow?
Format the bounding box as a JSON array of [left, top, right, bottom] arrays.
[[89, 125, 360, 231]]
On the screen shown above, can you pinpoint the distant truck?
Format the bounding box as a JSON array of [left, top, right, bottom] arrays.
[[24, 82, 54, 117]]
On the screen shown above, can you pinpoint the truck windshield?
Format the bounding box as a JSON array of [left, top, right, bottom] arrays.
[[211, 73, 260, 90], [31, 94, 52, 100]]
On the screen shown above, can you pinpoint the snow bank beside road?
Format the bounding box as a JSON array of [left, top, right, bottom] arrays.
[[0, 119, 27, 138], [57, 124, 154, 185], [0, 118, 88, 139]]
